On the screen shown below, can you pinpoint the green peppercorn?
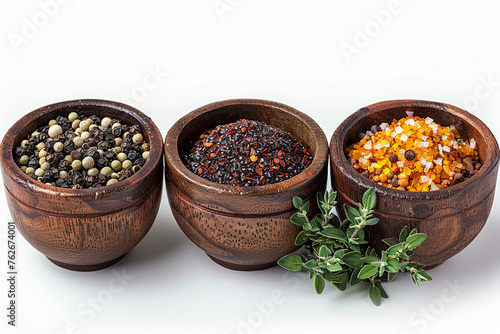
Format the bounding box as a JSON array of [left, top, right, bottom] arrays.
[[68, 112, 79, 122], [117, 153, 127, 163], [72, 159, 82, 171], [82, 156, 95, 169], [20, 155, 29, 165], [35, 168, 45, 177], [132, 133, 143, 145], [111, 160, 122, 172], [48, 119, 57, 127], [100, 166, 113, 176], [106, 178, 118, 186], [122, 160, 132, 170], [25, 167, 35, 175]]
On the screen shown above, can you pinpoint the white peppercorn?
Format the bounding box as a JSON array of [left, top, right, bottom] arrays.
[[106, 179, 118, 186], [114, 137, 123, 146], [122, 160, 132, 170], [36, 142, 46, 151], [82, 156, 95, 169], [111, 172, 119, 179], [101, 117, 112, 128], [81, 131, 91, 141], [117, 152, 127, 163], [35, 168, 45, 177], [142, 151, 150, 160], [72, 160, 82, 171], [39, 157, 46, 165], [79, 120, 90, 131], [89, 124, 98, 132], [48, 125, 63, 138], [21, 140, 29, 149], [40, 162, 51, 170], [111, 160, 122, 172], [68, 112, 79, 122], [64, 155, 73, 163], [87, 168, 99, 177], [72, 119, 81, 130], [100, 166, 113, 176], [112, 122, 121, 129], [38, 149, 48, 158], [132, 133, 143, 145], [141, 143, 150, 151], [75, 128, 83, 136], [112, 147, 121, 155], [73, 137, 84, 148], [54, 142, 64, 153], [59, 171, 68, 179], [25, 167, 35, 175]]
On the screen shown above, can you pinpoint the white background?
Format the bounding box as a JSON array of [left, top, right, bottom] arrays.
[[1, 0, 500, 333]]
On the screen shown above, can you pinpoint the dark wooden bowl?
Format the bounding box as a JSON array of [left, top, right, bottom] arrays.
[[0, 99, 163, 271], [330, 100, 499, 268], [164, 99, 328, 270]]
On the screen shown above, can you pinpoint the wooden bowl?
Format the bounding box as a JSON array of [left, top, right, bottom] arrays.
[[164, 99, 328, 270], [330, 100, 499, 268], [0, 99, 163, 271]]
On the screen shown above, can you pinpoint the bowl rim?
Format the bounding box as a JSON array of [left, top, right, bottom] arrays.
[[330, 99, 500, 199], [0, 99, 163, 199], [164, 98, 329, 196]]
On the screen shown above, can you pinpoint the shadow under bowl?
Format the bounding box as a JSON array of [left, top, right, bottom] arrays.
[[164, 99, 329, 270], [330, 100, 499, 268], [0, 99, 164, 271]]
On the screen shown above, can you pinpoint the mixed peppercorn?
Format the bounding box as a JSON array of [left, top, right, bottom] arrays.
[[181, 119, 313, 186], [14, 112, 150, 189], [346, 112, 481, 191]]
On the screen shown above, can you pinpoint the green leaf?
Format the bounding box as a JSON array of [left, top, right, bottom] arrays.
[[358, 265, 378, 279], [362, 188, 377, 210], [369, 286, 382, 306], [302, 201, 310, 213], [406, 233, 427, 249], [290, 212, 307, 227], [382, 238, 398, 247], [329, 190, 337, 204], [365, 217, 380, 226], [416, 271, 432, 282], [399, 225, 410, 242], [277, 254, 304, 272], [294, 231, 308, 246], [344, 204, 361, 224], [361, 256, 380, 264], [385, 258, 401, 273], [314, 274, 325, 294], [316, 191, 325, 204], [326, 262, 343, 272], [319, 227, 346, 241], [292, 196, 304, 209], [303, 259, 318, 269], [332, 272, 349, 291], [318, 245, 332, 258], [350, 267, 363, 286], [342, 252, 364, 268], [386, 272, 397, 282], [386, 243, 404, 256], [375, 281, 388, 299]]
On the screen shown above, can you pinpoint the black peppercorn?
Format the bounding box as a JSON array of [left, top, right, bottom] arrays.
[[404, 150, 416, 161], [97, 141, 109, 151], [462, 169, 471, 178], [85, 148, 100, 161], [392, 178, 400, 187], [389, 153, 399, 163]]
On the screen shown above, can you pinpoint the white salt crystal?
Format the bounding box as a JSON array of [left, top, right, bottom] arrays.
[[442, 146, 450, 153], [395, 126, 403, 134], [366, 152, 372, 159], [453, 141, 459, 149], [391, 131, 397, 138], [420, 157, 427, 165], [406, 110, 414, 117], [374, 143, 382, 150], [364, 141, 372, 150], [457, 163, 463, 169], [397, 161, 404, 168], [449, 125, 456, 130], [442, 135, 448, 141], [421, 175, 431, 184], [359, 157, 368, 165], [425, 117, 434, 125], [433, 158, 443, 166], [426, 161, 433, 169], [380, 123, 389, 130], [400, 134, 408, 142], [422, 135, 428, 141], [470, 138, 476, 149], [400, 148, 406, 154], [405, 118, 415, 127], [421, 141, 430, 148]]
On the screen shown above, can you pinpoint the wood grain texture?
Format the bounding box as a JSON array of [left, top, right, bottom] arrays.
[[164, 99, 328, 270], [330, 100, 499, 268], [0, 99, 164, 271]]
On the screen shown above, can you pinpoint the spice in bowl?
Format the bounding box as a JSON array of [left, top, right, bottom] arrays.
[[346, 112, 481, 191], [14, 112, 150, 189], [181, 119, 313, 186]]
